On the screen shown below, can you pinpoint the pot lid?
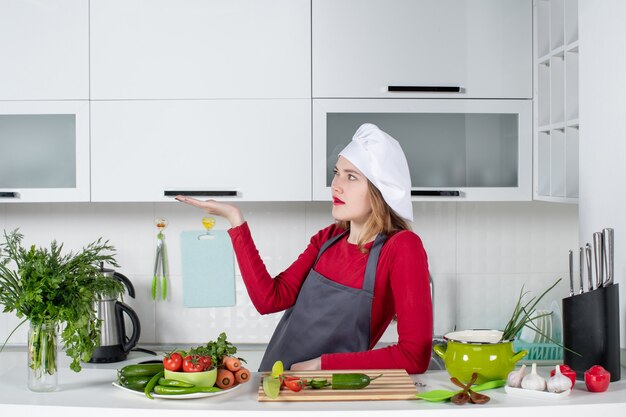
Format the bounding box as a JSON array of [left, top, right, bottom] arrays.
[[443, 329, 507, 344]]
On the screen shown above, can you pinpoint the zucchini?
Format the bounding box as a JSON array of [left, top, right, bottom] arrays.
[[331, 373, 382, 390], [118, 363, 164, 378]]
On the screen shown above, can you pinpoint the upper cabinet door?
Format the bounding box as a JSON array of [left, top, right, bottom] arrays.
[[90, 99, 311, 202], [313, 0, 532, 99], [0, 0, 89, 100], [90, 0, 311, 100]]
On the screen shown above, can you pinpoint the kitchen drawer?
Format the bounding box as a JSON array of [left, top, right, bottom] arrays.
[[313, 99, 532, 202], [91, 99, 311, 202], [90, 0, 310, 100], [313, 0, 532, 99]]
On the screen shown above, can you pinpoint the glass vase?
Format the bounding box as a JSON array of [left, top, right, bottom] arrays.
[[27, 320, 59, 392]]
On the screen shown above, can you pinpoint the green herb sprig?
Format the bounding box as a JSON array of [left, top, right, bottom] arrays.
[[0, 229, 125, 372]]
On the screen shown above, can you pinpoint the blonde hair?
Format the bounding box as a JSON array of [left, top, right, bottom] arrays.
[[336, 181, 412, 252]]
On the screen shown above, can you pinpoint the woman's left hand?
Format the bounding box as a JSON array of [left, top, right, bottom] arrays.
[[290, 356, 321, 371]]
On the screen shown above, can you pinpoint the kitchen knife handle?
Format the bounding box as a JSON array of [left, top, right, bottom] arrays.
[[411, 190, 461, 197], [585, 243, 593, 291], [603, 228, 614, 286], [578, 247, 584, 294], [593, 232, 604, 289], [164, 190, 238, 197], [388, 85, 462, 93], [568, 250, 574, 296]]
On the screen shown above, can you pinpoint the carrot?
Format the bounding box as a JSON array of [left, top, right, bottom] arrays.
[[216, 368, 235, 389], [235, 367, 250, 384], [222, 355, 241, 372]]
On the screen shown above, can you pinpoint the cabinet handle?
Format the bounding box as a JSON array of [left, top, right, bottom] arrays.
[[0, 191, 19, 198], [411, 190, 460, 197], [164, 190, 238, 197], [388, 86, 461, 93]]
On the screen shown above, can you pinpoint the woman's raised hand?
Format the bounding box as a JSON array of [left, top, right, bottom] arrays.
[[175, 195, 245, 228]]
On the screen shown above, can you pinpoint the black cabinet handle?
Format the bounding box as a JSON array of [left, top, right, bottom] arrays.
[[411, 190, 460, 197], [164, 190, 238, 197], [388, 86, 461, 93], [0, 191, 19, 198]]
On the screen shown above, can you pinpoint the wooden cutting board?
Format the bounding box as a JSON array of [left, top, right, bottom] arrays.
[[257, 369, 417, 402]]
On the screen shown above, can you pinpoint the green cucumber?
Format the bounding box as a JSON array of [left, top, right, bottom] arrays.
[[118, 363, 164, 378], [331, 373, 382, 390], [118, 375, 152, 391]]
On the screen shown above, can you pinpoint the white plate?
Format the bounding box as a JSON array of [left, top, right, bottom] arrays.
[[505, 385, 570, 400], [112, 382, 242, 400]]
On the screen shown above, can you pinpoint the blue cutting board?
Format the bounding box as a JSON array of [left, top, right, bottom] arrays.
[[180, 230, 236, 307]]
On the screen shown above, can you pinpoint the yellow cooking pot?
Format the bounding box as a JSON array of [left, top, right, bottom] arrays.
[[433, 330, 528, 384]]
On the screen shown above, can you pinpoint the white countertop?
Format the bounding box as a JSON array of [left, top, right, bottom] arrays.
[[1, 348, 625, 417]]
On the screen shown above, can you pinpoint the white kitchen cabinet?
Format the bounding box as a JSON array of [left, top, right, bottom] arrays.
[[312, 0, 532, 99], [534, 0, 579, 203], [91, 100, 311, 202], [90, 0, 310, 100], [0, 101, 90, 202], [313, 99, 532, 202], [0, 0, 89, 100]]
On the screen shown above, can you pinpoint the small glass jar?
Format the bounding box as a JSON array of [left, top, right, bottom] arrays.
[[27, 320, 58, 392]]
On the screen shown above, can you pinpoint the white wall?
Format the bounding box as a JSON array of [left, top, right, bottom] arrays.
[[0, 201, 577, 347], [579, 1, 626, 349]]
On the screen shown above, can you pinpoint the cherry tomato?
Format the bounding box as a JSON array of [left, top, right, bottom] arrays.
[[198, 355, 212, 370], [550, 364, 577, 388], [182, 355, 206, 372], [283, 377, 306, 392], [584, 365, 610, 392], [163, 352, 183, 372]]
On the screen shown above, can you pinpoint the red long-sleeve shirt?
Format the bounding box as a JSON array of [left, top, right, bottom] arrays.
[[228, 222, 432, 374]]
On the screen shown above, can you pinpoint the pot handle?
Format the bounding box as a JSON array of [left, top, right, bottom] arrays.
[[433, 344, 447, 360], [510, 349, 528, 364], [115, 301, 141, 353]]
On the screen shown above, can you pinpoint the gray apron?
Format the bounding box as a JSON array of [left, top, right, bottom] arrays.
[[258, 231, 388, 371]]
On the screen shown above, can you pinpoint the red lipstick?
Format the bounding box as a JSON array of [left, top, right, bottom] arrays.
[[333, 196, 345, 205]]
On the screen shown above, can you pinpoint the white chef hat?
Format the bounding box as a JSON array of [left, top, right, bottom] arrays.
[[338, 123, 413, 222]]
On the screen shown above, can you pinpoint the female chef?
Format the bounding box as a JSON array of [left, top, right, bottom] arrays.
[[176, 123, 432, 373]]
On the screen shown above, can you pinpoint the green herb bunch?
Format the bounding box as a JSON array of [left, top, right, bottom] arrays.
[[0, 229, 124, 372], [500, 278, 563, 343]]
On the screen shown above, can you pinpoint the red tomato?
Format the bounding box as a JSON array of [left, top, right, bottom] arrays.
[[182, 355, 206, 372], [163, 352, 183, 372], [584, 365, 610, 392], [281, 376, 306, 392], [283, 377, 306, 392], [198, 355, 212, 370]]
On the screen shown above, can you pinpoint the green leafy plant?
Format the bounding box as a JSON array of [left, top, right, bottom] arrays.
[[0, 229, 124, 372], [500, 278, 561, 342]]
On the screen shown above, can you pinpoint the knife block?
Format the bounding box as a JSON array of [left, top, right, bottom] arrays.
[[562, 283, 620, 381]]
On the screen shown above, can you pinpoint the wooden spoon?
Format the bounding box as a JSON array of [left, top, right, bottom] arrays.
[[449, 373, 478, 405]]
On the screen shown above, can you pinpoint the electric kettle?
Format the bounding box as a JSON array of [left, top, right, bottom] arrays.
[[90, 266, 141, 363]]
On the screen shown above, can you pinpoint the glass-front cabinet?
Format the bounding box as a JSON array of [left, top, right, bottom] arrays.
[[0, 101, 90, 202], [313, 99, 532, 201]]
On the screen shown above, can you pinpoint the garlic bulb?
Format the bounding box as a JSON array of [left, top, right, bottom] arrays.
[[507, 364, 526, 388], [547, 365, 573, 393], [521, 363, 547, 391]]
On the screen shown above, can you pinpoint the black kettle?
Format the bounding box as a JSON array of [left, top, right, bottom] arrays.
[[90, 266, 141, 363]]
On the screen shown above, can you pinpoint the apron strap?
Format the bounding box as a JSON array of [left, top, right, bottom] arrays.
[[313, 230, 349, 266], [362, 233, 388, 295]]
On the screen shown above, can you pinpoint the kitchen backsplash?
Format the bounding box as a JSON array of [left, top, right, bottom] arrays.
[[0, 201, 577, 347]]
